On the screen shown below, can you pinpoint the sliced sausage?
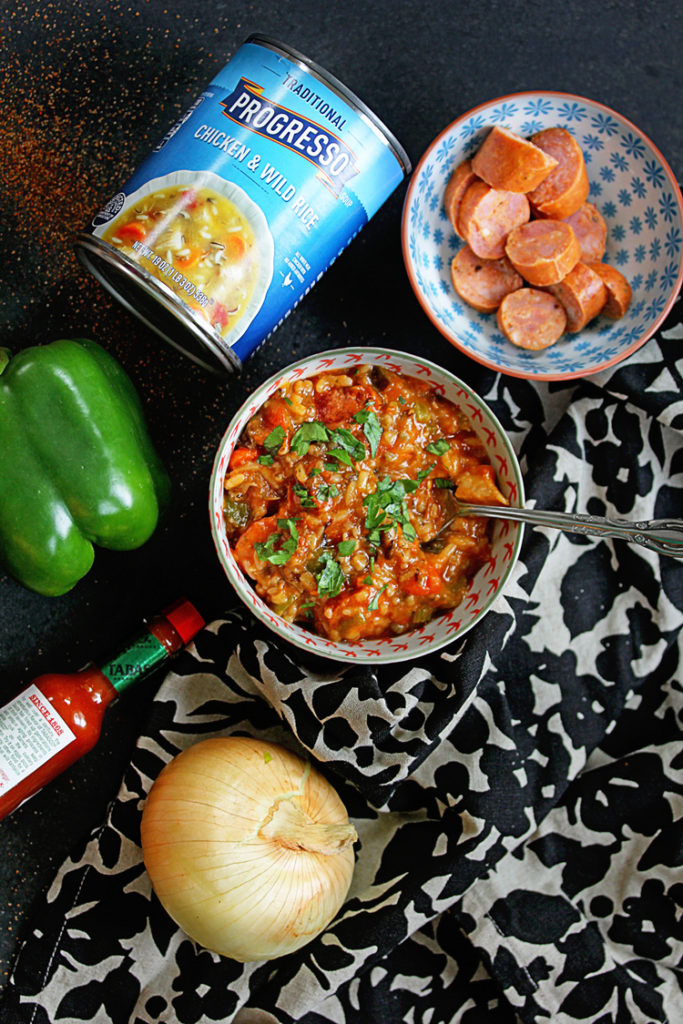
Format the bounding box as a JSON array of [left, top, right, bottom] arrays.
[[472, 126, 558, 193], [450, 246, 524, 313], [444, 160, 479, 235], [497, 288, 567, 350], [505, 219, 582, 286], [546, 263, 607, 332], [586, 262, 633, 318], [458, 180, 530, 260], [563, 203, 607, 262], [528, 128, 589, 219], [315, 384, 374, 423]]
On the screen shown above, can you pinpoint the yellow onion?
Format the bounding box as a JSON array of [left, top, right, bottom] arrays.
[[140, 736, 357, 962]]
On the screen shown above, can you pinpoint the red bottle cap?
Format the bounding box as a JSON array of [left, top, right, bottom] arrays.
[[162, 599, 205, 644]]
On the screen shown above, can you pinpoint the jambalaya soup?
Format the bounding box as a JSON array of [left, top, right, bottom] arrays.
[[223, 365, 509, 643], [102, 184, 260, 338]]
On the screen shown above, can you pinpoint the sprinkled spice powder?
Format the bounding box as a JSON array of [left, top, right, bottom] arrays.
[[0, 4, 255, 512], [0, 61, 131, 335], [0, 3, 228, 340]]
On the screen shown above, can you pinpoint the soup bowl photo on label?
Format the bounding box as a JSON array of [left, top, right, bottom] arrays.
[[210, 347, 524, 664], [93, 170, 275, 350], [402, 92, 683, 381]]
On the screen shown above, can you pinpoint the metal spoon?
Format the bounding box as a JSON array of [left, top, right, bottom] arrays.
[[428, 498, 683, 559]]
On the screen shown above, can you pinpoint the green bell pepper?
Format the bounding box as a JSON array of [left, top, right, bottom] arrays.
[[0, 338, 171, 596]]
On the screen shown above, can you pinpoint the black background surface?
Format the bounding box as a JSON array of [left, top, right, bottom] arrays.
[[1, 0, 681, 993]]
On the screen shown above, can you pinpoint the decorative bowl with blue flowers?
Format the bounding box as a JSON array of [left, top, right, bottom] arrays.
[[402, 92, 683, 381]]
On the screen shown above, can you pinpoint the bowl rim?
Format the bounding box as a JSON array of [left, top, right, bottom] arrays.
[[401, 90, 683, 382], [209, 345, 525, 665]]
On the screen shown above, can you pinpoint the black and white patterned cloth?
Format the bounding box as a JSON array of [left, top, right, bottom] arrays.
[[3, 299, 683, 1024]]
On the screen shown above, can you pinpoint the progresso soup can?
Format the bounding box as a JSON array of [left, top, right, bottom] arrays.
[[76, 34, 411, 375]]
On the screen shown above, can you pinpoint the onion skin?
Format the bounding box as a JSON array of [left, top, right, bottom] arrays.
[[140, 737, 357, 962]]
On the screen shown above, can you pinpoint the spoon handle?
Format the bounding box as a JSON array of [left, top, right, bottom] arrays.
[[455, 502, 683, 558]]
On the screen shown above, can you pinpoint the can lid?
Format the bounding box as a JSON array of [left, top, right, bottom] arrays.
[[163, 598, 206, 644], [75, 235, 241, 377], [246, 34, 412, 177]]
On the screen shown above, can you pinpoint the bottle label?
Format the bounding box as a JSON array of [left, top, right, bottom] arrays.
[[99, 632, 168, 693], [0, 684, 75, 796]]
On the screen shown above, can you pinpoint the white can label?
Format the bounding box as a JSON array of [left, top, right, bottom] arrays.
[[0, 684, 75, 795]]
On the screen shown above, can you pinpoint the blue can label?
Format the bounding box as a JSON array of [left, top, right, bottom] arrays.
[[84, 38, 409, 368]]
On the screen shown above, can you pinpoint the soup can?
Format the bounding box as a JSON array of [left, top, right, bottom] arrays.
[[76, 34, 411, 375]]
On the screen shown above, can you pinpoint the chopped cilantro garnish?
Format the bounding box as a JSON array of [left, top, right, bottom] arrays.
[[328, 427, 366, 462], [293, 482, 316, 508], [337, 540, 356, 557], [328, 447, 353, 467], [434, 478, 455, 489], [254, 518, 299, 565], [290, 423, 366, 469], [426, 438, 450, 456], [368, 584, 388, 611], [362, 556, 375, 584], [284, 397, 293, 407], [324, 461, 340, 472], [291, 421, 329, 457], [308, 466, 322, 477], [263, 425, 285, 454], [258, 454, 274, 466], [363, 489, 391, 546], [353, 406, 383, 458], [363, 477, 417, 545], [316, 552, 345, 598], [416, 462, 437, 484], [402, 520, 417, 542], [317, 483, 340, 502]]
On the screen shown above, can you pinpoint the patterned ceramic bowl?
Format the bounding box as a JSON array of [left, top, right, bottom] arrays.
[[210, 347, 524, 664], [402, 92, 683, 381]]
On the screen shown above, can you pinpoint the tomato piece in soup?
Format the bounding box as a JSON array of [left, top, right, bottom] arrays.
[[233, 516, 278, 577], [229, 447, 258, 470], [400, 563, 443, 597], [180, 188, 201, 210], [264, 399, 292, 432]]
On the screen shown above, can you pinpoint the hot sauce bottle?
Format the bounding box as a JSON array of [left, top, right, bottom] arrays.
[[0, 598, 205, 821]]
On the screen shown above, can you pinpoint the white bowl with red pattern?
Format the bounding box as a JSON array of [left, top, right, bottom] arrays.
[[402, 92, 683, 381], [210, 347, 524, 664]]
